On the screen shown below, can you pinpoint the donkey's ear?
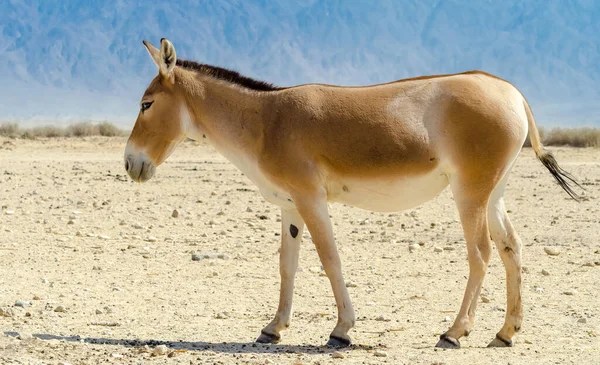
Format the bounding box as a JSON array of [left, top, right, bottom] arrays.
[[142, 40, 161, 69], [159, 38, 177, 77]]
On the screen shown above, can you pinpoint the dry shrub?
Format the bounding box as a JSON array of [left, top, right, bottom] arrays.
[[97, 121, 125, 136], [523, 126, 600, 148], [28, 126, 67, 138], [68, 122, 97, 137], [0, 123, 21, 138]]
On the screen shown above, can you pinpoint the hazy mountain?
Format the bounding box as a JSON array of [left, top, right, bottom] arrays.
[[1, 0, 599, 128]]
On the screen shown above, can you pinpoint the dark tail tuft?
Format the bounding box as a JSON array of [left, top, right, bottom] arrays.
[[537, 152, 583, 201]]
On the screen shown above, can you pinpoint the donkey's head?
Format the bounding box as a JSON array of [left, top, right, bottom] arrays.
[[124, 38, 190, 182]]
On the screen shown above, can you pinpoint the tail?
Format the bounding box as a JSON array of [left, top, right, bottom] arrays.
[[523, 98, 583, 201]]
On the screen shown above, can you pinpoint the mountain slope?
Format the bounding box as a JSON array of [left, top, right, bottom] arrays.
[[1, 0, 599, 127]]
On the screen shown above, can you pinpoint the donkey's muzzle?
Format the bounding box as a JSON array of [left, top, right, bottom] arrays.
[[124, 153, 156, 183]]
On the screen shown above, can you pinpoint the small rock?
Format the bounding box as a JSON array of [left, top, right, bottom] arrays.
[[524, 339, 533, 344], [33, 295, 41, 300], [171, 209, 179, 218], [331, 351, 345, 359], [145, 236, 157, 242], [375, 314, 391, 322], [99, 235, 110, 240], [481, 296, 490, 303], [95, 309, 103, 315], [14, 301, 30, 308], [16, 332, 33, 340], [578, 318, 587, 324], [373, 349, 388, 357], [541, 269, 550, 276], [563, 289, 577, 296], [544, 247, 561, 256], [153, 345, 169, 356], [5, 210, 15, 215], [54, 306, 66, 313], [443, 316, 451, 322], [345, 281, 358, 288], [443, 246, 455, 251], [408, 243, 419, 253], [111, 353, 124, 359], [67, 220, 75, 225], [215, 312, 229, 319], [433, 246, 443, 253], [309, 266, 322, 273], [132, 223, 143, 229], [582, 262, 595, 267]]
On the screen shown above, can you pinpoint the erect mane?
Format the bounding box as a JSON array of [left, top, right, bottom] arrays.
[[176, 59, 284, 92]]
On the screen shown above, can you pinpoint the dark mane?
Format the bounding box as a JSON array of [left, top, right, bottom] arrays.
[[176, 59, 284, 92]]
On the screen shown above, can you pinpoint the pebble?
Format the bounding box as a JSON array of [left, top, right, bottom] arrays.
[[582, 262, 595, 267], [331, 351, 345, 359], [481, 296, 490, 303], [33, 295, 41, 300], [192, 253, 228, 261], [443, 316, 451, 322], [5, 210, 14, 215], [443, 246, 455, 251], [99, 235, 110, 240], [408, 243, 419, 253], [132, 223, 143, 229], [215, 312, 229, 319], [541, 269, 550, 276], [153, 345, 169, 356], [145, 236, 157, 242], [373, 350, 388, 357], [171, 209, 179, 218], [111, 353, 124, 359], [345, 281, 358, 288], [578, 318, 587, 324], [14, 301, 30, 308], [95, 309, 103, 315], [16, 332, 33, 340], [544, 247, 561, 256], [375, 314, 391, 322], [433, 246, 443, 253], [563, 289, 577, 296], [309, 266, 322, 273], [54, 305, 66, 313]]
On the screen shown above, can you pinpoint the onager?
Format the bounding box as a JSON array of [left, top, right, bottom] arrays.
[[124, 39, 581, 348]]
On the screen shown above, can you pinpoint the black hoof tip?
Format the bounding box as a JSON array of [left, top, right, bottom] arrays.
[[256, 330, 280, 344], [435, 333, 460, 349], [487, 334, 513, 348], [327, 335, 351, 348]]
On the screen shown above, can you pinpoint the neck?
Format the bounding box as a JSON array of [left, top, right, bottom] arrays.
[[178, 72, 272, 158]]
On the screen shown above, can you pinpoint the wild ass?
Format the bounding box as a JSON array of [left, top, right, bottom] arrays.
[[124, 38, 581, 348]]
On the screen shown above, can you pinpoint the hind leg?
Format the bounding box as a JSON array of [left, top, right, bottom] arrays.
[[436, 176, 493, 349], [487, 175, 523, 347]]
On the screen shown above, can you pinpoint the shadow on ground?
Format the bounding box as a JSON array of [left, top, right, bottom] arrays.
[[3, 331, 370, 355]]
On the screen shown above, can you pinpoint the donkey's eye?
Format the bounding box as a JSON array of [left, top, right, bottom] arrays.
[[141, 101, 154, 112]]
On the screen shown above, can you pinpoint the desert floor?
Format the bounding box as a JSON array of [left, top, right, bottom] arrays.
[[0, 137, 598, 365]]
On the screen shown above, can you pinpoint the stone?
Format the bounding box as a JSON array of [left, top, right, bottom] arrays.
[[153, 345, 169, 356], [541, 269, 550, 276], [434, 246, 443, 253], [578, 318, 587, 324], [345, 281, 358, 288], [563, 289, 577, 296], [375, 314, 391, 322], [331, 351, 345, 359], [481, 296, 490, 303], [544, 247, 561, 256], [54, 306, 66, 313], [171, 209, 179, 218], [373, 350, 388, 357], [14, 301, 30, 308]]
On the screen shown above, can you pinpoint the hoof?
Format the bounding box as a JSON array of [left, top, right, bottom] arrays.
[[327, 335, 351, 348], [487, 335, 513, 348], [256, 330, 281, 344], [435, 333, 460, 349]]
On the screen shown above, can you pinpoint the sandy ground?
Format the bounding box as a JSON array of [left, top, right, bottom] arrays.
[[0, 137, 598, 365]]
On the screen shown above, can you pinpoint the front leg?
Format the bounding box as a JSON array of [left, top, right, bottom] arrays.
[[291, 188, 355, 347], [256, 208, 304, 343]]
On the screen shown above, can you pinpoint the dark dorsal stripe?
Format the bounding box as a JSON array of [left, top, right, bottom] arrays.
[[176, 59, 285, 92]]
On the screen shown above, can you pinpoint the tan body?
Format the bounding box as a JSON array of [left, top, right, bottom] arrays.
[[125, 39, 581, 349]]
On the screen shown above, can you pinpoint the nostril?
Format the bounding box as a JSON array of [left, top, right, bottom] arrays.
[[124, 159, 130, 172]]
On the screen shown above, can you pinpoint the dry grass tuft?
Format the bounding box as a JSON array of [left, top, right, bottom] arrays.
[[524, 127, 600, 148], [0, 122, 127, 139]]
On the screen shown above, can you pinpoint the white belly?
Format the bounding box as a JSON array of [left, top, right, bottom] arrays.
[[328, 168, 449, 212]]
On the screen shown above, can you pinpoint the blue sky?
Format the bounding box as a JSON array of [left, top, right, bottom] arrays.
[[1, 0, 599, 127]]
